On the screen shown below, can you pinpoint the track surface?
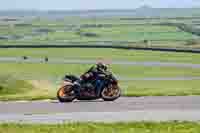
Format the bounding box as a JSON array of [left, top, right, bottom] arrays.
[[1, 96, 200, 123], [1, 57, 200, 68]]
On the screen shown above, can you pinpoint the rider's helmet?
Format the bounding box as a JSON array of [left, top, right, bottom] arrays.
[[96, 62, 107, 71]]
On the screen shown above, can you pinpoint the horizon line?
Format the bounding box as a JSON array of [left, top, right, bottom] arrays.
[[1, 7, 200, 11]]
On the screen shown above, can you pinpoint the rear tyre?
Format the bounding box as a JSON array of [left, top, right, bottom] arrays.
[[57, 85, 76, 102], [101, 84, 121, 101]]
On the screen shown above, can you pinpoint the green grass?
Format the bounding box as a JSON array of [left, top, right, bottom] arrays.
[[0, 63, 200, 79], [1, 48, 200, 64], [0, 26, 33, 36], [0, 62, 200, 100], [122, 80, 200, 96], [26, 25, 195, 42], [79, 25, 196, 41], [0, 75, 35, 95], [1, 122, 200, 133], [0, 75, 55, 101]]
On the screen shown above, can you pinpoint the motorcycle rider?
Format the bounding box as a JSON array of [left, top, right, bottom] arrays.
[[74, 62, 109, 96], [81, 62, 108, 80]]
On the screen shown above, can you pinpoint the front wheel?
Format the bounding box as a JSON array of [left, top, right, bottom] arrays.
[[57, 84, 76, 102], [101, 84, 121, 101]]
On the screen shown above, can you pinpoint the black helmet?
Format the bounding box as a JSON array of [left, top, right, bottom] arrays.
[[96, 62, 107, 71]]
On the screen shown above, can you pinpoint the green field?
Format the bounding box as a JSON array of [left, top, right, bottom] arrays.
[[0, 17, 199, 47], [0, 75, 51, 101], [1, 122, 200, 133], [80, 25, 195, 41], [1, 63, 200, 79], [123, 80, 200, 96], [1, 48, 200, 63]]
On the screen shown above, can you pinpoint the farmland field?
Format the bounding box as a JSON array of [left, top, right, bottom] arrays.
[[79, 25, 195, 41], [0, 17, 200, 48]]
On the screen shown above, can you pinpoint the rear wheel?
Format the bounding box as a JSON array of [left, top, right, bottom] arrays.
[[101, 84, 121, 101], [57, 85, 76, 102]]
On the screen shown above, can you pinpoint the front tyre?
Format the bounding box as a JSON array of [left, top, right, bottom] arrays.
[[57, 85, 76, 102], [101, 84, 121, 101]]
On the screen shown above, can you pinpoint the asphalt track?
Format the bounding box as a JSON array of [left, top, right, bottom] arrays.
[[1, 96, 200, 123], [1, 57, 200, 68]]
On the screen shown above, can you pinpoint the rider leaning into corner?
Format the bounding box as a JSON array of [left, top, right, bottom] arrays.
[[73, 62, 110, 96]]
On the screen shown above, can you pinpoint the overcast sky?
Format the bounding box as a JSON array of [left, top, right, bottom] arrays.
[[1, 0, 200, 10]]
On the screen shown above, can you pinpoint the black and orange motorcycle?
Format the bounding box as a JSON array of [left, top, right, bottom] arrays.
[[57, 71, 121, 102]]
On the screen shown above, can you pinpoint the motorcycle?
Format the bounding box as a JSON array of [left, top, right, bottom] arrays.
[[57, 72, 121, 102]]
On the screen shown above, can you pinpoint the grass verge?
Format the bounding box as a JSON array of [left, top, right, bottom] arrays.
[[122, 80, 200, 96], [0, 122, 200, 133], [0, 75, 55, 101]]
